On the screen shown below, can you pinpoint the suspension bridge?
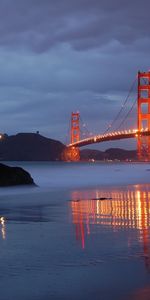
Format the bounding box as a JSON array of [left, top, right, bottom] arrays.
[[62, 71, 150, 161]]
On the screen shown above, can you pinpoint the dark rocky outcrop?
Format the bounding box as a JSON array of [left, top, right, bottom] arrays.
[[0, 133, 65, 161], [0, 163, 35, 186]]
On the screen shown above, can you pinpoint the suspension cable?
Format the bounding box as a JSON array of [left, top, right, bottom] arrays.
[[115, 98, 137, 131], [80, 116, 91, 137], [103, 76, 137, 134]]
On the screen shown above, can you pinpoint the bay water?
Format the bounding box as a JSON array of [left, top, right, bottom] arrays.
[[0, 162, 150, 299]]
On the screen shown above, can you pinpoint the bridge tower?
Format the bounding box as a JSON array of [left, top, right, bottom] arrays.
[[61, 112, 80, 161], [137, 71, 150, 160], [71, 112, 80, 143]]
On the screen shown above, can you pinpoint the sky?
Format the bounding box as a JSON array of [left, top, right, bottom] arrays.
[[0, 0, 149, 149]]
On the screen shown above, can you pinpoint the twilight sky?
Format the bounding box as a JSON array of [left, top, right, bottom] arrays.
[[0, 0, 149, 148]]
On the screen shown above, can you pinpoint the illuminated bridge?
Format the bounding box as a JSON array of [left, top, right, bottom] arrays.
[[63, 71, 150, 161], [68, 129, 150, 148]]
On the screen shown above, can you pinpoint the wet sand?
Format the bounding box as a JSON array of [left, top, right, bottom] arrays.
[[0, 183, 150, 300]]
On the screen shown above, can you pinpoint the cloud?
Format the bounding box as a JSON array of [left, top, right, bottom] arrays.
[[0, 0, 149, 149], [0, 0, 149, 52]]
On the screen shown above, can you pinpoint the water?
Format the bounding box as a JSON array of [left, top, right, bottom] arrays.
[[2, 161, 150, 189], [0, 162, 150, 299]]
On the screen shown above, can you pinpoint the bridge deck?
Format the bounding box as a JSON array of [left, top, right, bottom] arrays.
[[68, 129, 150, 148]]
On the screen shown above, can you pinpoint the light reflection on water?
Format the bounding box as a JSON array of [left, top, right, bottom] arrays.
[[70, 185, 150, 269], [0, 182, 150, 299], [0, 217, 6, 240]]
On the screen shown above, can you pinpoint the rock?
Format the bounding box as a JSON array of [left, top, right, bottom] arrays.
[[0, 163, 35, 186]]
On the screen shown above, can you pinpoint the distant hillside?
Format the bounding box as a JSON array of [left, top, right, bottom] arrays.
[[0, 133, 65, 161], [0, 133, 138, 161], [80, 148, 137, 161], [80, 149, 106, 161]]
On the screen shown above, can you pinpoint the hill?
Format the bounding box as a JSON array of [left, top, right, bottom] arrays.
[[0, 133, 137, 161], [80, 148, 137, 161], [0, 133, 65, 161]]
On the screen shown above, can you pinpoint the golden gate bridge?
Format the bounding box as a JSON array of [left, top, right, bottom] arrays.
[[63, 71, 150, 161]]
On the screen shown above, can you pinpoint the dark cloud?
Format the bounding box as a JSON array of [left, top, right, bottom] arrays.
[[0, 0, 149, 149], [0, 0, 149, 52]]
